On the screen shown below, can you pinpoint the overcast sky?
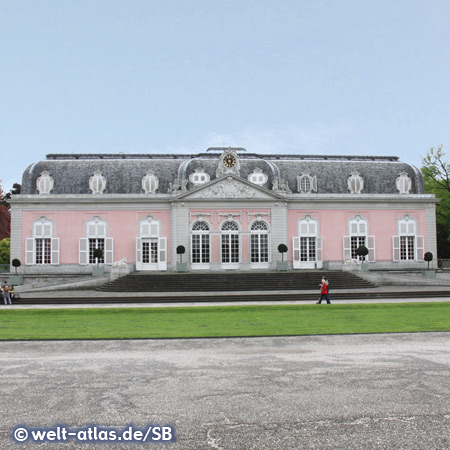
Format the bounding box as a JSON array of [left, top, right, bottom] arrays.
[[1, 0, 450, 192]]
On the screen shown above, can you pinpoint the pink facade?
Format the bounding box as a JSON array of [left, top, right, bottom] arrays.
[[10, 150, 438, 274]]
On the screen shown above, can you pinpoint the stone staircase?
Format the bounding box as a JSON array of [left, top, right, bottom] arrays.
[[98, 270, 375, 293]]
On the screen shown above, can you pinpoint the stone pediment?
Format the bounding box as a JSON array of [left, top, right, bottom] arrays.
[[179, 175, 283, 200]]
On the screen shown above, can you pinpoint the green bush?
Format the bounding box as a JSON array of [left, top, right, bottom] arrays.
[[0, 238, 10, 265]]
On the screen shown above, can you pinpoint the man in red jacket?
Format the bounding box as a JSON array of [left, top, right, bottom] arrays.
[[316, 278, 331, 304]]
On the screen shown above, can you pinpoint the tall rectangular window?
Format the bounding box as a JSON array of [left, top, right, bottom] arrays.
[[35, 238, 51, 264], [89, 238, 105, 264], [351, 236, 366, 260], [400, 236, 415, 260]]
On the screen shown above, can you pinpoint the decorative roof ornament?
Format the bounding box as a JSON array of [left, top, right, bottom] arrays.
[[396, 172, 412, 194], [36, 171, 54, 195], [89, 170, 107, 194], [347, 172, 364, 194], [216, 148, 240, 177]]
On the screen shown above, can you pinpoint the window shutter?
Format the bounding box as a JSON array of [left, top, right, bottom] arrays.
[[316, 236, 323, 263], [393, 235, 400, 262], [25, 238, 34, 265], [309, 222, 316, 235], [416, 236, 424, 260], [104, 238, 114, 264], [312, 176, 318, 192], [292, 237, 300, 263], [136, 238, 142, 265], [351, 223, 358, 234], [79, 238, 89, 265], [343, 236, 351, 262], [300, 223, 308, 235], [158, 237, 167, 270], [367, 236, 375, 262], [51, 238, 60, 265]]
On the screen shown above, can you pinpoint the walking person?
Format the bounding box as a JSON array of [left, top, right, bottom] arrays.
[[2, 280, 12, 305], [316, 277, 331, 304]]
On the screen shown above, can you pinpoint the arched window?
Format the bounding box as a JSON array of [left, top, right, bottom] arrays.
[[250, 221, 269, 266], [221, 221, 240, 265], [191, 221, 211, 266]]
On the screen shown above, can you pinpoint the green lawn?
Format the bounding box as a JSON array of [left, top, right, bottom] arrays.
[[0, 302, 449, 340]]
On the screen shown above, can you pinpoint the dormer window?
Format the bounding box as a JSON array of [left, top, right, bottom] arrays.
[[141, 170, 159, 194], [36, 171, 54, 194], [89, 170, 107, 194], [347, 172, 364, 194], [248, 168, 268, 186], [189, 168, 210, 186], [396, 172, 412, 194], [297, 172, 317, 193]]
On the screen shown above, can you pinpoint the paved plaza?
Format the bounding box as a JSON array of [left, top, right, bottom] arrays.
[[0, 332, 449, 449]]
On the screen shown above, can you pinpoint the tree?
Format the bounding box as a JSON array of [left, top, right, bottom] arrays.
[[0, 180, 11, 240], [421, 146, 450, 258], [12, 258, 21, 274], [0, 238, 10, 264], [93, 248, 104, 266], [424, 252, 433, 269], [176, 245, 186, 263], [278, 244, 288, 262], [356, 245, 369, 261]]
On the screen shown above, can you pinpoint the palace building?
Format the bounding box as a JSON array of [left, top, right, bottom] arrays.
[[9, 147, 437, 274]]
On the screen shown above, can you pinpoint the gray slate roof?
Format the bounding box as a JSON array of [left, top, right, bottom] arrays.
[[20, 151, 424, 195]]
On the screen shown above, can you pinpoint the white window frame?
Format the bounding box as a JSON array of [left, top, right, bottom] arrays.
[[79, 216, 113, 265], [191, 221, 211, 268], [221, 220, 240, 269], [249, 220, 270, 268], [293, 214, 322, 269], [393, 215, 424, 262], [26, 217, 60, 265], [343, 214, 375, 262], [136, 216, 167, 271], [248, 169, 268, 186], [189, 168, 210, 186]]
